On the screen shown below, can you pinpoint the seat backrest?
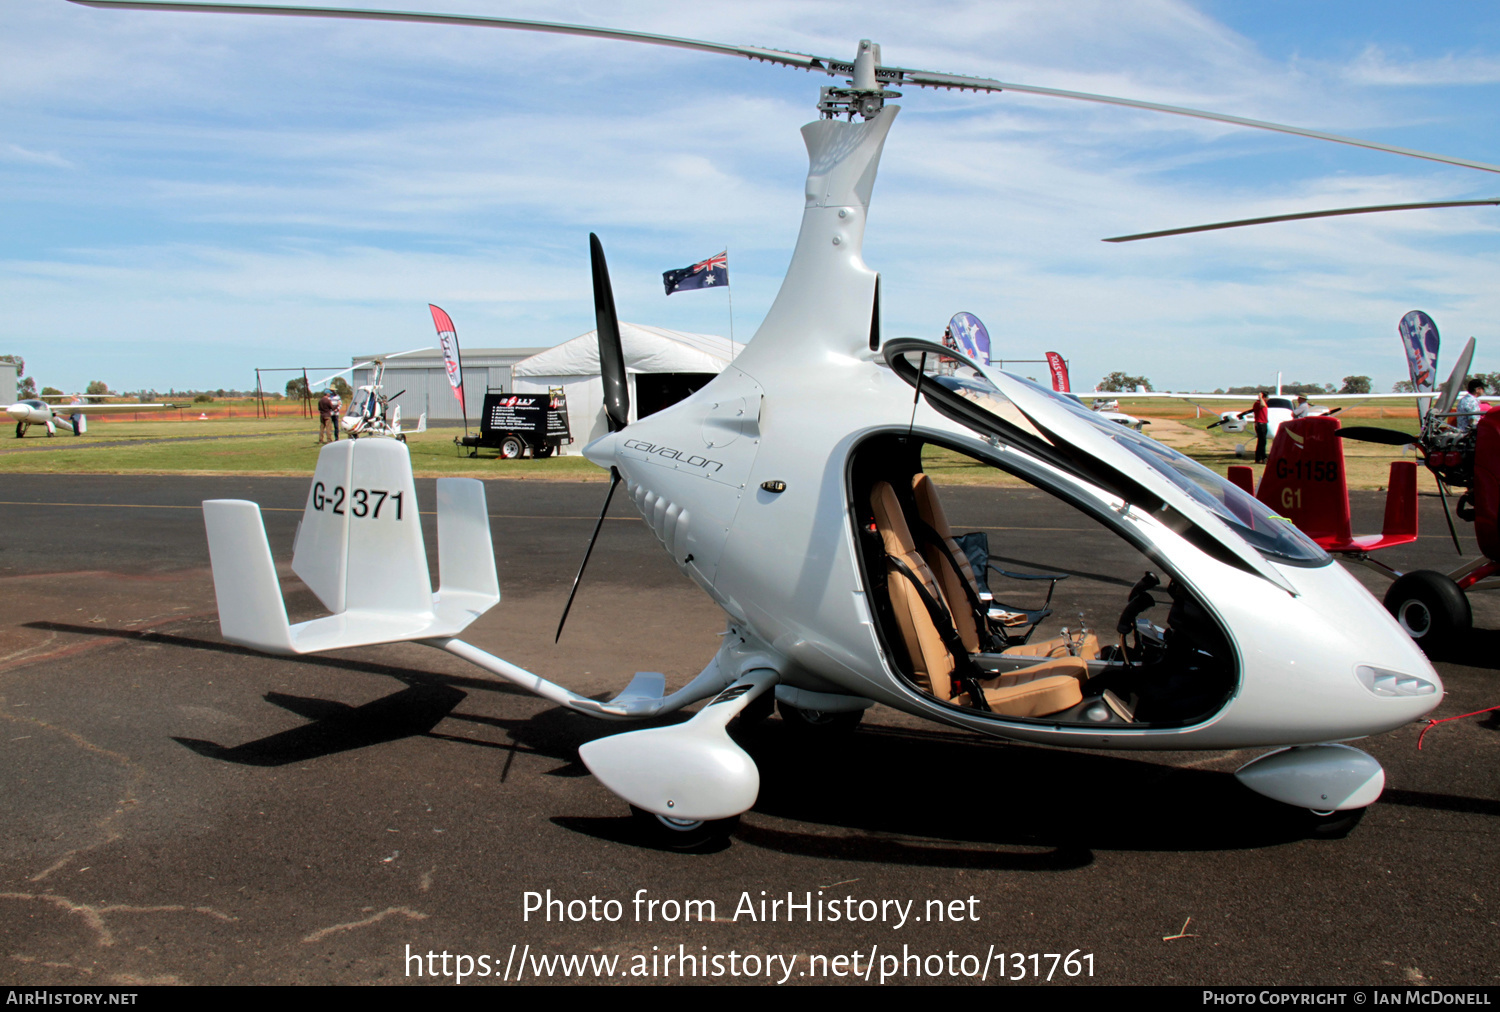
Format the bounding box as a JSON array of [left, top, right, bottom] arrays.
[[870, 481, 959, 700], [910, 473, 981, 653]]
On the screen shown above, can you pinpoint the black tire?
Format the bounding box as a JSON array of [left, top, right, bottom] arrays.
[[777, 699, 863, 733], [1383, 570, 1471, 656], [1300, 805, 1366, 839], [397, 433, 407, 443], [533, 443, 554, 459], [499, 435, 525, 460], [629, 805, 738, 850]]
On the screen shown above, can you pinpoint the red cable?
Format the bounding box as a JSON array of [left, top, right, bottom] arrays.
[[1417, 705, 1500, 750]]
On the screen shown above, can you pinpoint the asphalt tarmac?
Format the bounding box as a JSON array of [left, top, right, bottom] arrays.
[[0, 476, 1496, 986]]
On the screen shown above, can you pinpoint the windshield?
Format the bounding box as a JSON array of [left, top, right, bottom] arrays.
[[928, 368, 1329, 565]]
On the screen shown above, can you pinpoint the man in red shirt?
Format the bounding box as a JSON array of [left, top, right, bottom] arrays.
[[1237, 391, 1270, 464]]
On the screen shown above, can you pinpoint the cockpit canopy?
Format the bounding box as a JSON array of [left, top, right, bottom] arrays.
[[882, 339, 1328, 572]]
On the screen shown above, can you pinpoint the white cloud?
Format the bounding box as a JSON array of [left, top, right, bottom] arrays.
[[1345, 44, 1500, 87], [2, 0, 1498, 393], [3, 143, 75, 169]]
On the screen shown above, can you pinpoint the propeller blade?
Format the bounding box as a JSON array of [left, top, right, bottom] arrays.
[[72, 1, 1500, 175], [1337, 426, 1418, 446], [1104, 199, 1500, 242], [590, 233, 630, 432], [1434, 336, 1476, 420], [555, 468, 622, 643]]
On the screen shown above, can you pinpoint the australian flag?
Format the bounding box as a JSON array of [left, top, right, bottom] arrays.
[[663, 251, 728, 295]]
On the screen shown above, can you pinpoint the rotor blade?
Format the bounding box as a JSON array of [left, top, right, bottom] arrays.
[[1104, 200, 1500, 242], [307, 346, 431, 390], [896, 72, 1500, 175], [307, 361, 373, 389], [1337, 426, 1418, 446], [590, 233, 629, 433], [70, 0, 1500, 175], [555, 468, 621, 643], [67, 1, 829, 71]]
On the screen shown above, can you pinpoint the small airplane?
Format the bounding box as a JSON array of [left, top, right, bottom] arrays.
[[80, 0, 1488, 845], [7, 395, 176, 437], [308, 352, 429, 442]]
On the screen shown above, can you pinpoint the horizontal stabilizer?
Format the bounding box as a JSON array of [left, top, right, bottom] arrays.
[[204, 441, 499, 655]]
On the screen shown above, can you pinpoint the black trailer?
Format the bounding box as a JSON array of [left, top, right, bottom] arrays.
[[456, 388, 572, 459]]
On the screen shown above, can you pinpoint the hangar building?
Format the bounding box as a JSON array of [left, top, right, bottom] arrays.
[[353, 323, 740, 451]]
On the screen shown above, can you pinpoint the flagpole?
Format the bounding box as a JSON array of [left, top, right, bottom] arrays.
[[725, 246, 735, 360]]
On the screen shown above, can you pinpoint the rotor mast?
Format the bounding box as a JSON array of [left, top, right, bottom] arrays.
[[818, 39, 901, 120]]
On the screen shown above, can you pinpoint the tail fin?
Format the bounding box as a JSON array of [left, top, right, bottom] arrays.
[[202, 499, 296, 653], [415, 411, 427, 433], [1257, 416, 1352, 546], [204, 439, 499, 655], [1257, 416, 1418, 553], [1381, 461, 1418, 543]]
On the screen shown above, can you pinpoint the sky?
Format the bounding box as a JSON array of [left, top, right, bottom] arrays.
[[5, 0, 1500, 395]]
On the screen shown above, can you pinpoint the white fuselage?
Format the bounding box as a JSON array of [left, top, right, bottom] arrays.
[[585, 106, 1441, 753]]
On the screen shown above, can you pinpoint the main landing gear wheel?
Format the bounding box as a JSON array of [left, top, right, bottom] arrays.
[[1383, 570, 1470, 657], [499, 435, 524, 459], [777, 699, 862, 733], [1300, 806, 1367, 839], [397, 433, 407, 443], [629, 805, 739, 850]]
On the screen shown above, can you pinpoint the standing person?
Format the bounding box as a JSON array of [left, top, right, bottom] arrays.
[[1237, 391, 1271, 464], [1454, 378, 1486, 432], [317, 389, 334, 444], [329, 389, 343, 440], [1292, 394, 1312, 419]]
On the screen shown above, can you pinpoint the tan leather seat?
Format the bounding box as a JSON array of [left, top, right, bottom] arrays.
[[910, 473, 987, 652], [870, 481, 1085, 718]]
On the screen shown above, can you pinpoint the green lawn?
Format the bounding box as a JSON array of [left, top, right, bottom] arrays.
[[0, 410, 1428, 490], [0, 418, 609, 479]]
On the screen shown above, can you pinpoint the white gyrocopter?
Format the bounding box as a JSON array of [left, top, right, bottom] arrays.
[[308, 352, 429, 442], [77, 0, 1491, 845]]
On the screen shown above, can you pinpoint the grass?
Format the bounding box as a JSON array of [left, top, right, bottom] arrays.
[[0, 403, 1432, 490], [0, 417, 609, 479]]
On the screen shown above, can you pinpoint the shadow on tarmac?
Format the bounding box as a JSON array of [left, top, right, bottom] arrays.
[[37, 620, 1500, 860]]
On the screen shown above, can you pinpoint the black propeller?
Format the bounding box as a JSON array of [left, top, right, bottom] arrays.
[[556, 234, 632, 642], [1338, 426, 1418, 446], [591, 232, 630, 433]]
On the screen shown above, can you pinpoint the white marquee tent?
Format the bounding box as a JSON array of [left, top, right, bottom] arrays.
[[512, 322, 743, 450]]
